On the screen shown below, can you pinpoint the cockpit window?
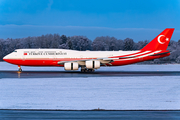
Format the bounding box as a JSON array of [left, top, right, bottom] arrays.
[[13, 50, 17, 52]]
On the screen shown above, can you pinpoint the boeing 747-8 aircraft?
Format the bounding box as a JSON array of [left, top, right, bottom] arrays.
[[3, 28, 174, 72]]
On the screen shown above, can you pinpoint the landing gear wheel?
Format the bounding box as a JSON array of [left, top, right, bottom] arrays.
[[81, 68, 95, 72], [81, 68, 88, 72], [84, 69, 87, 72], [87, 69, 95, 72], [18, 68, 22, 72], [81, 69, 85, 72], [18, 65, 22, 72]]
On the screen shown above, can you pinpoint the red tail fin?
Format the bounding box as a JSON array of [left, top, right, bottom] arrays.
[[141, 28, 174, 51]]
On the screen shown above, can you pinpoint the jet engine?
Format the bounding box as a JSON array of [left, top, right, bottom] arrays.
[[85, 60, 100, 69], [64, 62, 79, 70]]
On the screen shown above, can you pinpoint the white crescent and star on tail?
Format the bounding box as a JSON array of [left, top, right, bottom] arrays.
[[158, 35, 169, 44]]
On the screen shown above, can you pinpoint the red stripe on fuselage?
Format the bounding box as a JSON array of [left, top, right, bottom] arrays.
[[3, 52, 170, 67]]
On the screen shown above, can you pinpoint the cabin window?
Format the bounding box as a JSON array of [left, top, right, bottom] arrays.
[[13, 51, 17, 52]]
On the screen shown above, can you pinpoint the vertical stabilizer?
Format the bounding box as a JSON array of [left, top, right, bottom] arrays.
[[141, 28, 174, 51]]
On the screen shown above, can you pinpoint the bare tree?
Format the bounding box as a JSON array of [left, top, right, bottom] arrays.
[[123, 38, 135, 50]]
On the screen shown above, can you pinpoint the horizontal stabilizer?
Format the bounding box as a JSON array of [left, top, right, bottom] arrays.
[[149, 52, 170, 56]]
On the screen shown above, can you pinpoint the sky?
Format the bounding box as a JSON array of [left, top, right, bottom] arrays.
[[0, 0, 180, 41]]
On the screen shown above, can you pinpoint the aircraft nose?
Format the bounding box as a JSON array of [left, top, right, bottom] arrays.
[[3, 55, 9, 61]]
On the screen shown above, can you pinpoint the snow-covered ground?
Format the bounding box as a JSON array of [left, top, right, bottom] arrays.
[[1, 62, 180, 71], [0, 62, 180, 110], [0, 76, 180, 110]]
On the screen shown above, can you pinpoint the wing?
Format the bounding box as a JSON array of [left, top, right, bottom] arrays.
[[149, 51, 170, 56], [57, 57, 119, 66]]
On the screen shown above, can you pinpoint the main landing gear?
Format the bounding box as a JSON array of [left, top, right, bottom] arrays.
[[81, 68, 95, 73], [18, 65, 22, 72]]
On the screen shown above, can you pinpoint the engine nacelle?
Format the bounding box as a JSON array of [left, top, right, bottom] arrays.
[[64, 62, 79, 70], [86, 60, 100, 69]]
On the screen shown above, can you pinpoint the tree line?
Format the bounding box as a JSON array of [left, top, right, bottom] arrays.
[[0, 34, 180, 64]]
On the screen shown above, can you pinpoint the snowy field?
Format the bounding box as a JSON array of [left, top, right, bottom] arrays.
[[1, 77, 180, 110], [0, 62, 180, 110]]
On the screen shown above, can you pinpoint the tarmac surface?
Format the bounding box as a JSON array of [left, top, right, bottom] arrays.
[[1, 71, 180, 78], [1, 110, 180, 120]]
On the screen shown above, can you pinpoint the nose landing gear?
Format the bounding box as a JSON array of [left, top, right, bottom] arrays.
[[18, 65, 22, 72]]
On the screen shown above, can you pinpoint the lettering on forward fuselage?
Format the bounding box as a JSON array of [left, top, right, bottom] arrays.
[[24, 51, 67, 55]]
